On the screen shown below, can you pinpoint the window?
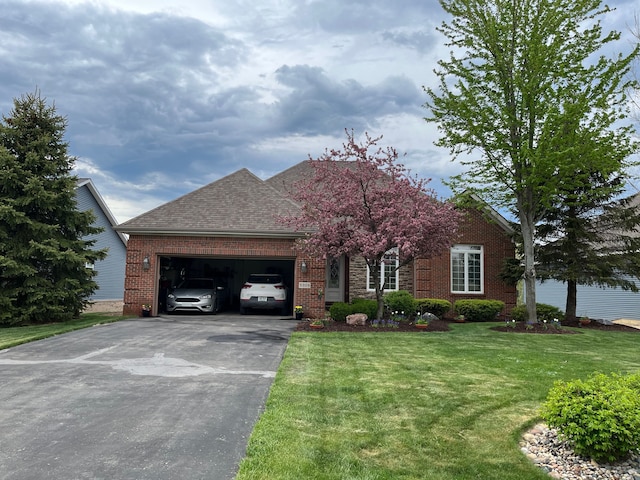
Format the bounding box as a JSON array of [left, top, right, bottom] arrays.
[[451, 245, 483, 293], [367, 249, 399, 291]]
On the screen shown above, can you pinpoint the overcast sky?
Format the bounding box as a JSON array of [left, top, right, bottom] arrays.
[[1, 0, 638, 222]]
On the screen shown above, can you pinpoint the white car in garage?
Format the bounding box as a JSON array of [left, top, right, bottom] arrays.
[[239, 274, 288, 315]]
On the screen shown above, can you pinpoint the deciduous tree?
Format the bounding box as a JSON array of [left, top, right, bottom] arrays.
[[281, 130, 461, 319], [425, 0, 639, 322], [0, 91, 106, 325]]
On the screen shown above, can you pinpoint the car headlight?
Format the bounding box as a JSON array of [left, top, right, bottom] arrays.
[[167, 293, 175, 299], [200, 294, 212, 299]]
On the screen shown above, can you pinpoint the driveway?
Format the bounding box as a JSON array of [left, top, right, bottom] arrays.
[[0, 315, 297, 480]]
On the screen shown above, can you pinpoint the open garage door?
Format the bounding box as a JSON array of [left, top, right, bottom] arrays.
[[158, 256, 295, 314]]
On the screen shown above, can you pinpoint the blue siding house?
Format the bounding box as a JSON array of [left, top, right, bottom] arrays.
[[76, 179, 127, 302], [537, 278, 640, 321]]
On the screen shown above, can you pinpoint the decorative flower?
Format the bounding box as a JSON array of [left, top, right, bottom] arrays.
[[142, 304, 151, 310], [294, 305, 304, 313]]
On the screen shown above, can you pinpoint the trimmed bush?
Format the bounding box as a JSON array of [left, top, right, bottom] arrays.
[[540, 372, 640, 462], [350, 299, 378, 320], [329, 299, 378, 322], [414, 298, 452, 318], [329, 302, 352, 322], [453, 299, 504, 322], [384, 290, 416, 317], [510, 303, 564, 323]]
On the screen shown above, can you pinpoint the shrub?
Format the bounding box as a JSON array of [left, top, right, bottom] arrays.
[[414, 298, 452, 318], [453, 299, 504, 322], [510, 303, 564, 323], [540, 372, 640, 462], [329, 302, 351, 322], [350, 299, 378, 320], [384, 290, 416, 317], [329, 299, 378, 322]]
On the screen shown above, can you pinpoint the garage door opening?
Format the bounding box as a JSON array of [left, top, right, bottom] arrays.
[[158, 256, 295, 315]]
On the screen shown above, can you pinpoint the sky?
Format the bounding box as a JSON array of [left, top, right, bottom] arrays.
[[1, 0, 639, 223]]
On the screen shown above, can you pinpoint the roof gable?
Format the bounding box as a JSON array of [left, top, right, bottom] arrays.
[[77, 178, 127, 246], [116, 169, 301, 236]]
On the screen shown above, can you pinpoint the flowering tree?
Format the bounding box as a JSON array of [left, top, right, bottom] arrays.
[[281, 130, 461, 319]]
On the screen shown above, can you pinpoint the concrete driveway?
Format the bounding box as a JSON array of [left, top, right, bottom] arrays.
[[0, 315, 297, 480]]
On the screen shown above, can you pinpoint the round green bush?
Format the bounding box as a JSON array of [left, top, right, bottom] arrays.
[[510, 303, 564, 323], [414, 298, 452, 318], [453, 299, 504, 322], [329, 302, 351, 322], [383, 290, 415, 317], [540, 372, 640, 462], [329, 299, 378, 322], [350, 299, 378, 320]]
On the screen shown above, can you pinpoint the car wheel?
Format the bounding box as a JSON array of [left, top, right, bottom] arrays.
[[211, 299, 219, 315], [240, 306, 247, 315]]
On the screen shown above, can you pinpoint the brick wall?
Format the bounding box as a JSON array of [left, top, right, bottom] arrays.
[[123, 235, 326, 318], [123, 206, 516, 319], [346, 207, 517, 317], [414, 208, 517, 316]]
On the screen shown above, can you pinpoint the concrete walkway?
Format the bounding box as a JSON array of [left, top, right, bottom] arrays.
[[0, 315, 297, 480], [612, 318, 640, 330]]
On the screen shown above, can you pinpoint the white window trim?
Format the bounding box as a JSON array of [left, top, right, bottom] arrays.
[[451, 244, 484, 294], [366, 248, 399, 292]]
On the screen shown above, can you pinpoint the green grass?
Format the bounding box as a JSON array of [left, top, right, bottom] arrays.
[[236, 323, 640, 480], [0, 313, 128, 349]]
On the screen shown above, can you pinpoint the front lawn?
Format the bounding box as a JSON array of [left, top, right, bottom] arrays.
[[236, 322, 640, 480], [0, 313, 127, 350]]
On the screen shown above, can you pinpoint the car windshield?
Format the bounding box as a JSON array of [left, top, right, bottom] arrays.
[[178, 279, 214, 289], [247, 275, 282, 284]]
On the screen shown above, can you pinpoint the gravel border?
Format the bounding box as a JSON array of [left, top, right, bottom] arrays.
[[521, 424, 640, 479]]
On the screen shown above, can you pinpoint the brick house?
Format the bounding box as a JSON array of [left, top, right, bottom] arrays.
[[116, 162, 517, 318]]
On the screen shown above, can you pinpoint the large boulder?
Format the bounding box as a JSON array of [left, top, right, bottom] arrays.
[[346, 313, 368, 326]]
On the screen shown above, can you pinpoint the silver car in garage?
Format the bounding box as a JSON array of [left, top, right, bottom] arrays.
[[166, 277, 229, 314]]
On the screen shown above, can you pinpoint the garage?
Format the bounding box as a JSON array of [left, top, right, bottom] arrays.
[[157, 255, 295, 314], [116, 166, 330, 318]]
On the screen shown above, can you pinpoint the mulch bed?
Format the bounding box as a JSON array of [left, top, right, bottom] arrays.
[[295, 318, 639, 334], [295, 318, 451, 332]]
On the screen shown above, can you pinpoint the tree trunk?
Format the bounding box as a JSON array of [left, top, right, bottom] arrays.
[[369, 258, 385, 320], [519, 202, 538, 323], [565, 279, 577, 322]]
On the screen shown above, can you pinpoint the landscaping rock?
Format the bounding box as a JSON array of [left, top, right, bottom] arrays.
[[346, 313, 368, 326]]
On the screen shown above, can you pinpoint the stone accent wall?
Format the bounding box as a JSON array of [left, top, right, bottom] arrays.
[[348, 256, 414, 301]]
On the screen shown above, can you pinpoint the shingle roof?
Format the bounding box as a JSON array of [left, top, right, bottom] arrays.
[[116, 168, 303, 236]]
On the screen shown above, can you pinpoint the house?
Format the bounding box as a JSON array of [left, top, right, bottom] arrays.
[[76, 178, 128, 309], [535, 192, 640, 321], [115, 162, 517, 318], [536, 278, 640, 321]]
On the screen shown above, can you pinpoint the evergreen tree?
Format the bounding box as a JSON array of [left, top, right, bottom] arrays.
[[536, 174, 640, 321], [0, 91, 106, 325]]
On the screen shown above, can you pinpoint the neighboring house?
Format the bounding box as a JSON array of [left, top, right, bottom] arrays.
[[536, 278, 640, 321], [115, 162, 517, 318], [536, 192, 640, 321], [76, 178, 128, 304]]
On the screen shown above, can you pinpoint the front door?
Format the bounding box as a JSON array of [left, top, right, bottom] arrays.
[[325, 256, 344, 302]]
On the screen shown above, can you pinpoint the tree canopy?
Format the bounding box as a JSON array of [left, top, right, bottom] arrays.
[[425, 0, 639, 322], [281, 130, 461, 318], [0, 91, 106, 325]]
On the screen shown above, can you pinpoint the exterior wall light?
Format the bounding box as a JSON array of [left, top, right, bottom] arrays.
[[300, 260, 308, 273], [142, 255, 151, 271]]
